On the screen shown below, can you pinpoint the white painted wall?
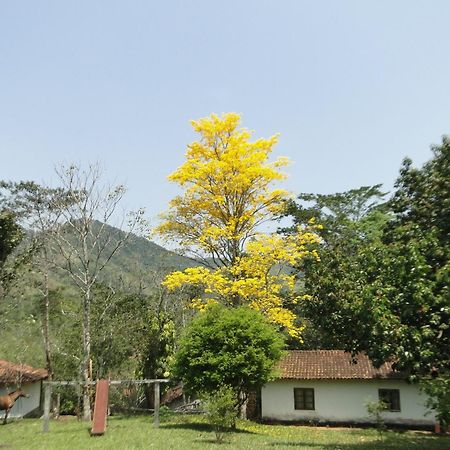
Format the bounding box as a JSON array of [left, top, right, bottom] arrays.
[[0, 382, 42, 418], [261, 379, 435, 426]]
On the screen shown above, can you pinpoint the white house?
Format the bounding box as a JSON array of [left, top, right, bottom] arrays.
[[261, 350, 435, 427], [0, 360, 48, 418]]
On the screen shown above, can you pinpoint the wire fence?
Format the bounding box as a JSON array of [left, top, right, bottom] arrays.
[[42, 379, 169, 432]]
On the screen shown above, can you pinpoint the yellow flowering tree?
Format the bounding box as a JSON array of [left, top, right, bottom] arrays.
[[156, 113, 320, 338]]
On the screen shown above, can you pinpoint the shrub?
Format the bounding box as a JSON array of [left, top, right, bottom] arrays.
[[202, 386, 237, 443], [172, 304, 285, 411], [421, 374, 450, 429], [366, 399, 387, 439]]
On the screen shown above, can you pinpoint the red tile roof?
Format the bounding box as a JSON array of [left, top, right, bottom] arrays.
[[276, 350, 403, 380], [0, 360, 48, 384]]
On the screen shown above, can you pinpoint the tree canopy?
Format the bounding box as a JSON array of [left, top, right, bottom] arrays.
[[280, 185, 389, 348], [360, 137, 450, 375], [156, 113, 289, 266], [156, 113, 320, 338], [282, 138, 449, 378], [172, 304, 284, 401]]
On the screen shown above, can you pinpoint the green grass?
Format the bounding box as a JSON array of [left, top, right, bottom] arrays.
[[0, 415, 448, 450]]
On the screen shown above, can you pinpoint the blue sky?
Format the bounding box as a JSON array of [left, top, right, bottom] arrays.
[[1, 1, 449, 225]]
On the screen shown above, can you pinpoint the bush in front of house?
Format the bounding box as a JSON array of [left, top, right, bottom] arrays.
[[172, 304, 285, 424], [366, 399, 388, 440], [202, 385, 237, 443]]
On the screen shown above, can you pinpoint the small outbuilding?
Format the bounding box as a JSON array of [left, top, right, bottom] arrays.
[[261, 350, 435, 428], [0, 360, 48, 419]]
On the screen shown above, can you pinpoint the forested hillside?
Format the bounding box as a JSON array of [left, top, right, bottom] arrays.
[[62, 220, 197, 287], [0, 221, 195, 379]]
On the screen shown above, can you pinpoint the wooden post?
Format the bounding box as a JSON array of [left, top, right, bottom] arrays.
[[54, 393, 61, 419], [43, 383, 52, 433], [435, 422, 441, 434], [153, 381, 160, 428]]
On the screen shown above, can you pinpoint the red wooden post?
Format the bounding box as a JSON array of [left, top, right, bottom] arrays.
[[434, 422, 441, 434]]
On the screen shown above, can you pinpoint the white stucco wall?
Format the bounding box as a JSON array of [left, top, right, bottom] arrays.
[[261, 379, 435, 425], [0, 382, 42, 418]]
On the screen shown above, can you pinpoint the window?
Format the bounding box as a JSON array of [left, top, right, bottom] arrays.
[[378, 389, 401, 411], [294, 388, 315, 410]]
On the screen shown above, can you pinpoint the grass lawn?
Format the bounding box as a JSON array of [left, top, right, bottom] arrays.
[[0, 415, 448, 450]]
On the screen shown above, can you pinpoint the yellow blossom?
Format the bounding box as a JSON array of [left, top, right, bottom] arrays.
[[155, 113, 321, 338]]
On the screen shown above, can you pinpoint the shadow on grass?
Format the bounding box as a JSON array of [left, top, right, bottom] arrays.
[[193, 438, 233, 445], [266, 435, 448, 449], [161, 422, 256, 434], [108, 414, 150, 420], [267, 443, 389, 449], [41, 426, 92, 435]]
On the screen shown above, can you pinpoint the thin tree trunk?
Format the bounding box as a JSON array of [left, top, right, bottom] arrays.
[[82, 286, 92, 421], [41, 269, 53, 381]]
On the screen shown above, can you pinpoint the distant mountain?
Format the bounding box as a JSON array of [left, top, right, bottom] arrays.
[[51, 220, 198, 289], [94, 221, 197, 284]]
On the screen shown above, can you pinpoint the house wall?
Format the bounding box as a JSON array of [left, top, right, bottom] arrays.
[[0, 382, 42, 418], [261, 379, 434, 426]]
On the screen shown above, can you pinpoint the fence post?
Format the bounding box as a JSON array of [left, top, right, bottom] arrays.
[[43, 382, 52, 433], [54, 393, 61, 419], [153, 381, 160, 428]]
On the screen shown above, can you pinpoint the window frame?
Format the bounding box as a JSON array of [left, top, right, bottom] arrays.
[[378, 388, 401, 412], [294, 387, 315, 410]]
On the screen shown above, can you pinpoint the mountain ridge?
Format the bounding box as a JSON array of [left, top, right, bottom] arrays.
[[50, 220, 198, 289]]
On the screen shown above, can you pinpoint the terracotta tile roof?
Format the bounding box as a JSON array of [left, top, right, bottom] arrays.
[[276, 350, 403, 380], [0, 360, 48, 384]]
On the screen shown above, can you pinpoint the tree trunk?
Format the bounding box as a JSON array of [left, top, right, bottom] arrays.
[[82, 286, 92, 421], [41, 269, 53, 381]]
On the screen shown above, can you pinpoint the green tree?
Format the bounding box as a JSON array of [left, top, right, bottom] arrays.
[[88, 267, 191, 409], [357, 139, 450, 426], [6, 181, 73, 380], [0, 210, 25, 297], [0, 211, 23, 267], [358, 138, 450, 375], [283, 140, 450, 424], [0, 181, 43, 299], [172, 304, 284, 410], [280, 185, 388, 349], [89, 277, 182, 379]]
